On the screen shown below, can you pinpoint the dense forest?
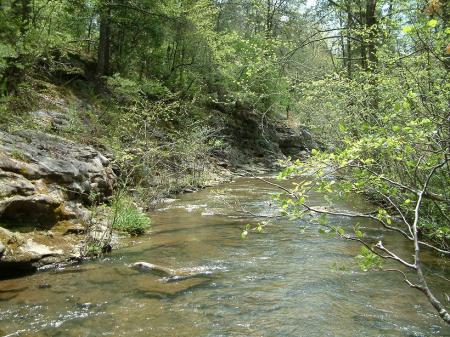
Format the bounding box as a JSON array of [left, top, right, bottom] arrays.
[[0, 0, 449, 332]]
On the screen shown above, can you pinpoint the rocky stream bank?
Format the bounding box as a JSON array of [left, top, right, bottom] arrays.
[[0, 108, 318, 279]]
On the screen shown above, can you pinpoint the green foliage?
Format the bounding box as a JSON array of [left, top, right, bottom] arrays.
[[276, 0, 450, 250], [84, 241, 104, 257], [112, 197, 151, 236], [0, 0, 332, 126], [356, 246, 383, 272], [241, 222, 265, 239], [106, 75, 171, 103]]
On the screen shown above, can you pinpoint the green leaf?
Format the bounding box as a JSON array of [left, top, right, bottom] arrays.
[[402, 25, 413, 34], [318, 214, 329, 226], [427, 19, 438, 28]]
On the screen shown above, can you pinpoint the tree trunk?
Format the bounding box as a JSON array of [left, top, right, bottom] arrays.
[[12, 0, 31, 35], [339, 15, 346, 72], [346, 1, 352, 79], [366, 0, 377, 70], [265, 0, 273, 39], [97, 4, 111, 80], [441, 0, 450, 70], [359, 1, 367, 70]]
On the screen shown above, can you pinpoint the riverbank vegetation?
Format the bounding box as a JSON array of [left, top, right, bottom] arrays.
[[0, 0, 323, 203], [0, 0, 449, 326], [272, 0, 450, 324]]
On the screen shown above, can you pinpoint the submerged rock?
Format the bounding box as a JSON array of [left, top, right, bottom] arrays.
[[131, 262, 213, 298], [131, 262, 176, 277], [131, 262, 212, 281], [0, 119, 116, 276], [135, 276, 210, 298]]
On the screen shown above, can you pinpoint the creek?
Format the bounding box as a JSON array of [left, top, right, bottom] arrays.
[[0, 176, 449, 336]]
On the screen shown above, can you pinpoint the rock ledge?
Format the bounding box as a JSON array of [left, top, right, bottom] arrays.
[[0, 124, 116, 277]]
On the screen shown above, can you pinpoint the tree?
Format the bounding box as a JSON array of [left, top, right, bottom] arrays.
[[96, 0, 111, 80], [272, 0, 450, 324]]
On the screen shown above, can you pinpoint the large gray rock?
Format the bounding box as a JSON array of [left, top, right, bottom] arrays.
[[0, 123, 117, 275]]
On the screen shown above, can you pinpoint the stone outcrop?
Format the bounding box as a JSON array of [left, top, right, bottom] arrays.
[[208, 101, 321, 164], [0, 119, 116, 277], [275, 125, 321, 157]]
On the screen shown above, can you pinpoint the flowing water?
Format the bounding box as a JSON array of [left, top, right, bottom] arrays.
[[0, 176, 449, 337]]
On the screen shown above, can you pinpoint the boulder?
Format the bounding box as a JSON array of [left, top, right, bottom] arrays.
[[0, 170, 35, 198], [20, 239, 64, 259], [0, 196, 62, 232], [30, 110, 70, 131]]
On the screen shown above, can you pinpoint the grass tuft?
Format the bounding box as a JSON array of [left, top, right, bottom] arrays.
[[112, 197, 151, 236]]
